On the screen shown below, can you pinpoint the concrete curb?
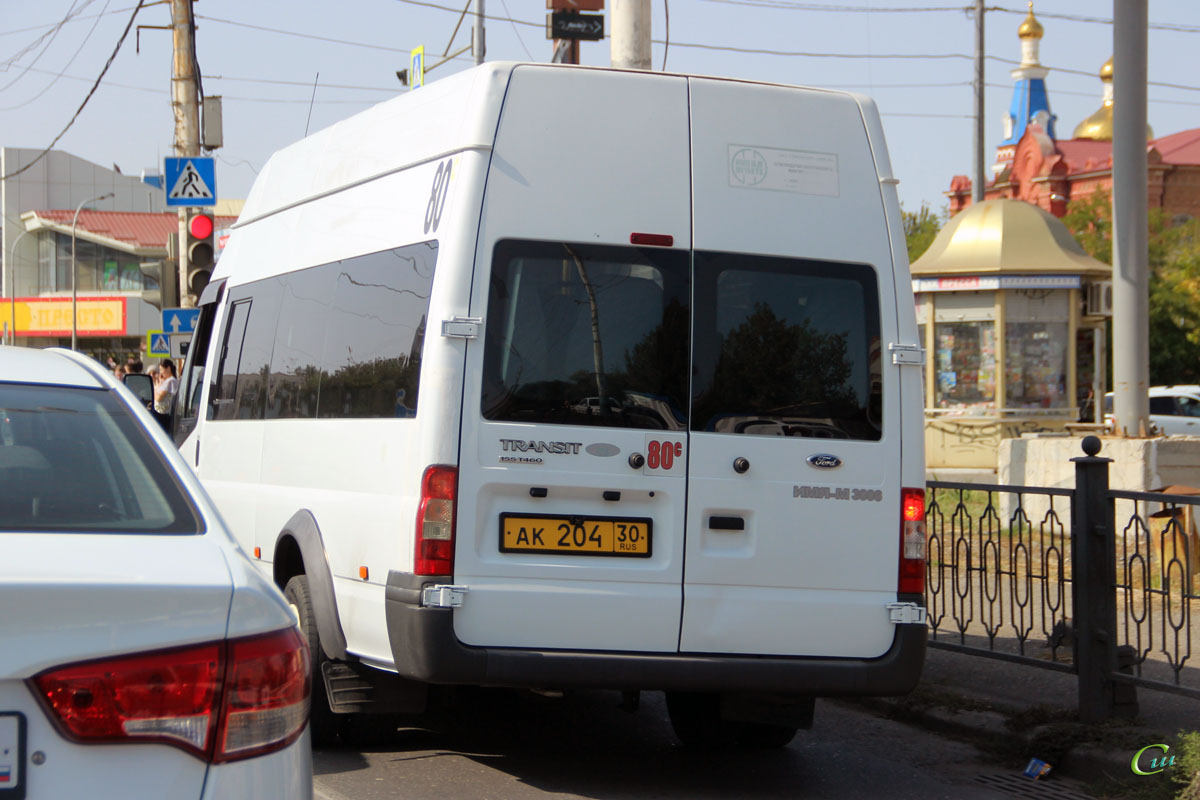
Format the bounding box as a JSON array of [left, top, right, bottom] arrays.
[[839, 693, 1161, 789]]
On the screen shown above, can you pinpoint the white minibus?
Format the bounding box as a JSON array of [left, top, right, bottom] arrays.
[[173, 62, 928, 748]]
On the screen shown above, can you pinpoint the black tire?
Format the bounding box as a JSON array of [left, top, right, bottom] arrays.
[[665, 692, 739, 750], [666, 692, 799, 750], [737, 721, 798, 749], [283, 574, 343, 747]]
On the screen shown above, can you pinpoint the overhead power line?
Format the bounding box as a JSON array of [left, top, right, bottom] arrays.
[[0, 0, 146, 182]]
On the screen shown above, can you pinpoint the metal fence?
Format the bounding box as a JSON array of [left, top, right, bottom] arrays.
[[924, 439, 1200, 720]]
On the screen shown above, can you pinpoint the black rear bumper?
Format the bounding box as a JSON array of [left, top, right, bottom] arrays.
[[384, 571, 927, 695]]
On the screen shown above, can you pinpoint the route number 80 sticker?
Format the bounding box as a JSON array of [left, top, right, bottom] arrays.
[[424, 158, 453, 234], [643, 436, 684, 474]]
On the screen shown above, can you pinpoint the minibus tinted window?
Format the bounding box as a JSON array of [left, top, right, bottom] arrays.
[[268, 267, 335, 419], [317, 242, 436, 419], [211, 299, 251, 420], [692, 252, 882, 440], [232, 278, 284, 419], [482, 240, 689, 430]]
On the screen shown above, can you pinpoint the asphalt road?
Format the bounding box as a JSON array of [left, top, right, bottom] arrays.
[[311, 689, 1098, 800]]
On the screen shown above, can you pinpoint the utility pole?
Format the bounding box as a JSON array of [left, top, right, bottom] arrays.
[[171, 0, 199, 308], [610, 0, 651, 70], [973, 0, 985, 203], [473, 0, 485, 65], [1111, 0, 1150, 436]]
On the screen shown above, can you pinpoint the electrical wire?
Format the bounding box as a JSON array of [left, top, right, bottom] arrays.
[[0, 0, 146, 182], [0, 0, 97, 92], [497, 0, 535, 60], [0, 0, 110, 111], [662, 0, 670, 71]]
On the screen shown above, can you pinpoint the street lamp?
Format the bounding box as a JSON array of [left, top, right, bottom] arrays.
[[71, 192, 114, 351], [8, 227, 31, 346]]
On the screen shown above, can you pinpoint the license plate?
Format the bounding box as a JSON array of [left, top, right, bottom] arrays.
[[0, 712, 25, 799], [500, 513, 652, 557]]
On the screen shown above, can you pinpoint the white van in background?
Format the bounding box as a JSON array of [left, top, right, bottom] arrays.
[[172, 62, 928, 749]]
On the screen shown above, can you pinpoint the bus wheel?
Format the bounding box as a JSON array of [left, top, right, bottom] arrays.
[[284, 574, 344, 746]]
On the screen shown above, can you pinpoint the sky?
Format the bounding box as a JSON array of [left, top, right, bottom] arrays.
[[1, 1, 1197, 217]]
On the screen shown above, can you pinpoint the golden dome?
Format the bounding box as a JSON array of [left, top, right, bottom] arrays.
[[1018, 2, 1044, 39], [1071, 56, 1154, 141], [911, 199, 1109, 277]]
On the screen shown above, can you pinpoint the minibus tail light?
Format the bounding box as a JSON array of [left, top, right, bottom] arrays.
[[416, 465, 457, 575], [899, 487, 926, 595]]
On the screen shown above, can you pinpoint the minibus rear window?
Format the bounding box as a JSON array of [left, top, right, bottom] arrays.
[[691, 251, 883, 441], [482, 240, 690, 430]]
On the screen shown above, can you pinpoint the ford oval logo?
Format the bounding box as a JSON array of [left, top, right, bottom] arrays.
[[807, 454, 843, 469]]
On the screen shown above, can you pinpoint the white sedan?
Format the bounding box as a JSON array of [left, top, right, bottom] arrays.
[[0, 346, 312, 799]]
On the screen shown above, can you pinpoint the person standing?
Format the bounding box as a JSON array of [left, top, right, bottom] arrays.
[[154, 359, 178, 415]]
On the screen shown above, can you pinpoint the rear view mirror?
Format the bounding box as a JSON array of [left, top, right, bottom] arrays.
[[124, 373, 154, 405]]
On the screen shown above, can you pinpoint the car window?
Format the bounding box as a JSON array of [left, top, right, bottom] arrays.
[[1149, 396, 1177, 416], [0, 383, 202, 534], [1179, 397, 1200, 418]]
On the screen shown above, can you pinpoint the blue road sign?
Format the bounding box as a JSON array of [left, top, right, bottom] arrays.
[[147, 330, 171, 358], [164, 157, 217, 207], [162, 307, 201, 335]]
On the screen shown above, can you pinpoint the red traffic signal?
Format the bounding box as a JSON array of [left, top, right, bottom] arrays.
[[188, 212, 214, 240]]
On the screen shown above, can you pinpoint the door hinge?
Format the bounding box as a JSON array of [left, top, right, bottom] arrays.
[[441, 317, 482, 339], [886, 601, 927, 625], [421, 584, 468, 608], [889, 342, 926, 366]]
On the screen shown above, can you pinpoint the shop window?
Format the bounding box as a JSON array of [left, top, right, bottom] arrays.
[[934, 321, 996, 409], [1005, 322, 1068, 409]]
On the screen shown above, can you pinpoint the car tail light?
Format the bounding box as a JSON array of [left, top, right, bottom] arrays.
[[212, 628, 310, 762], [899, 487, 927, 595], [33, 626, 310, 763], [416, 465, 457, 575]]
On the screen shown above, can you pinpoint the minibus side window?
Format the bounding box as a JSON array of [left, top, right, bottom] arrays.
[[317, 242, 437, 419], [481, 239, 689, 430], [267, 267, 335, 420], [174, 297, 218, 444], [232, 278, 284, 420], [210, 299, 251, 421], [691, 252, 882, 441]]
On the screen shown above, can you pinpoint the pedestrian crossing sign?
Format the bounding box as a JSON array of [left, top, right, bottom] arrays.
[[164, 157, 217, 207], [147, 330, 170, 358]]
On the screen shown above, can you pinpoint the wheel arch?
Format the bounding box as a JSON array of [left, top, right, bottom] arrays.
[[273, 509, 349, 661]]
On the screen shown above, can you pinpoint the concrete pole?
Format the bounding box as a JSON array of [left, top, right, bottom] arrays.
[[172, 0, 200, 308], [473, 0, 485, 66], [1111, 0, 1149, 437], [973, 0, 985, 204], [610, 0, 651, 70]]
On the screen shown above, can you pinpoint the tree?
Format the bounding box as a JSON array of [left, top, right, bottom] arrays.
[[1061, 190, 1200, 385], [902, 203, 944, 264]]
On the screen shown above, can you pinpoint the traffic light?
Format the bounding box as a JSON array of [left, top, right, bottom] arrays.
[[139, 259, 177, 310], [184, 210, 216, 301]]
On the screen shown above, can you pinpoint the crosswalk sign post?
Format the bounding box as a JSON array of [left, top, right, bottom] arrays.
[[147, 330, 171, 358], [164, 157, 217, 207]]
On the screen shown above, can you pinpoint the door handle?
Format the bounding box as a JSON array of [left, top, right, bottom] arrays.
[[708, 515, 745, 531]]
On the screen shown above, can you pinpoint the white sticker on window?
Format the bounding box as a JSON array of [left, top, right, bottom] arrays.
[[728, 145, 839, 197]]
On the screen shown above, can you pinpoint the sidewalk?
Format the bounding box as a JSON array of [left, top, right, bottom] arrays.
[[845, 642, 1200, 796]]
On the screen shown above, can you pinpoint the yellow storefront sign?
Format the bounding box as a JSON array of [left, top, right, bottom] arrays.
[[0, 297, 127, 337]]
